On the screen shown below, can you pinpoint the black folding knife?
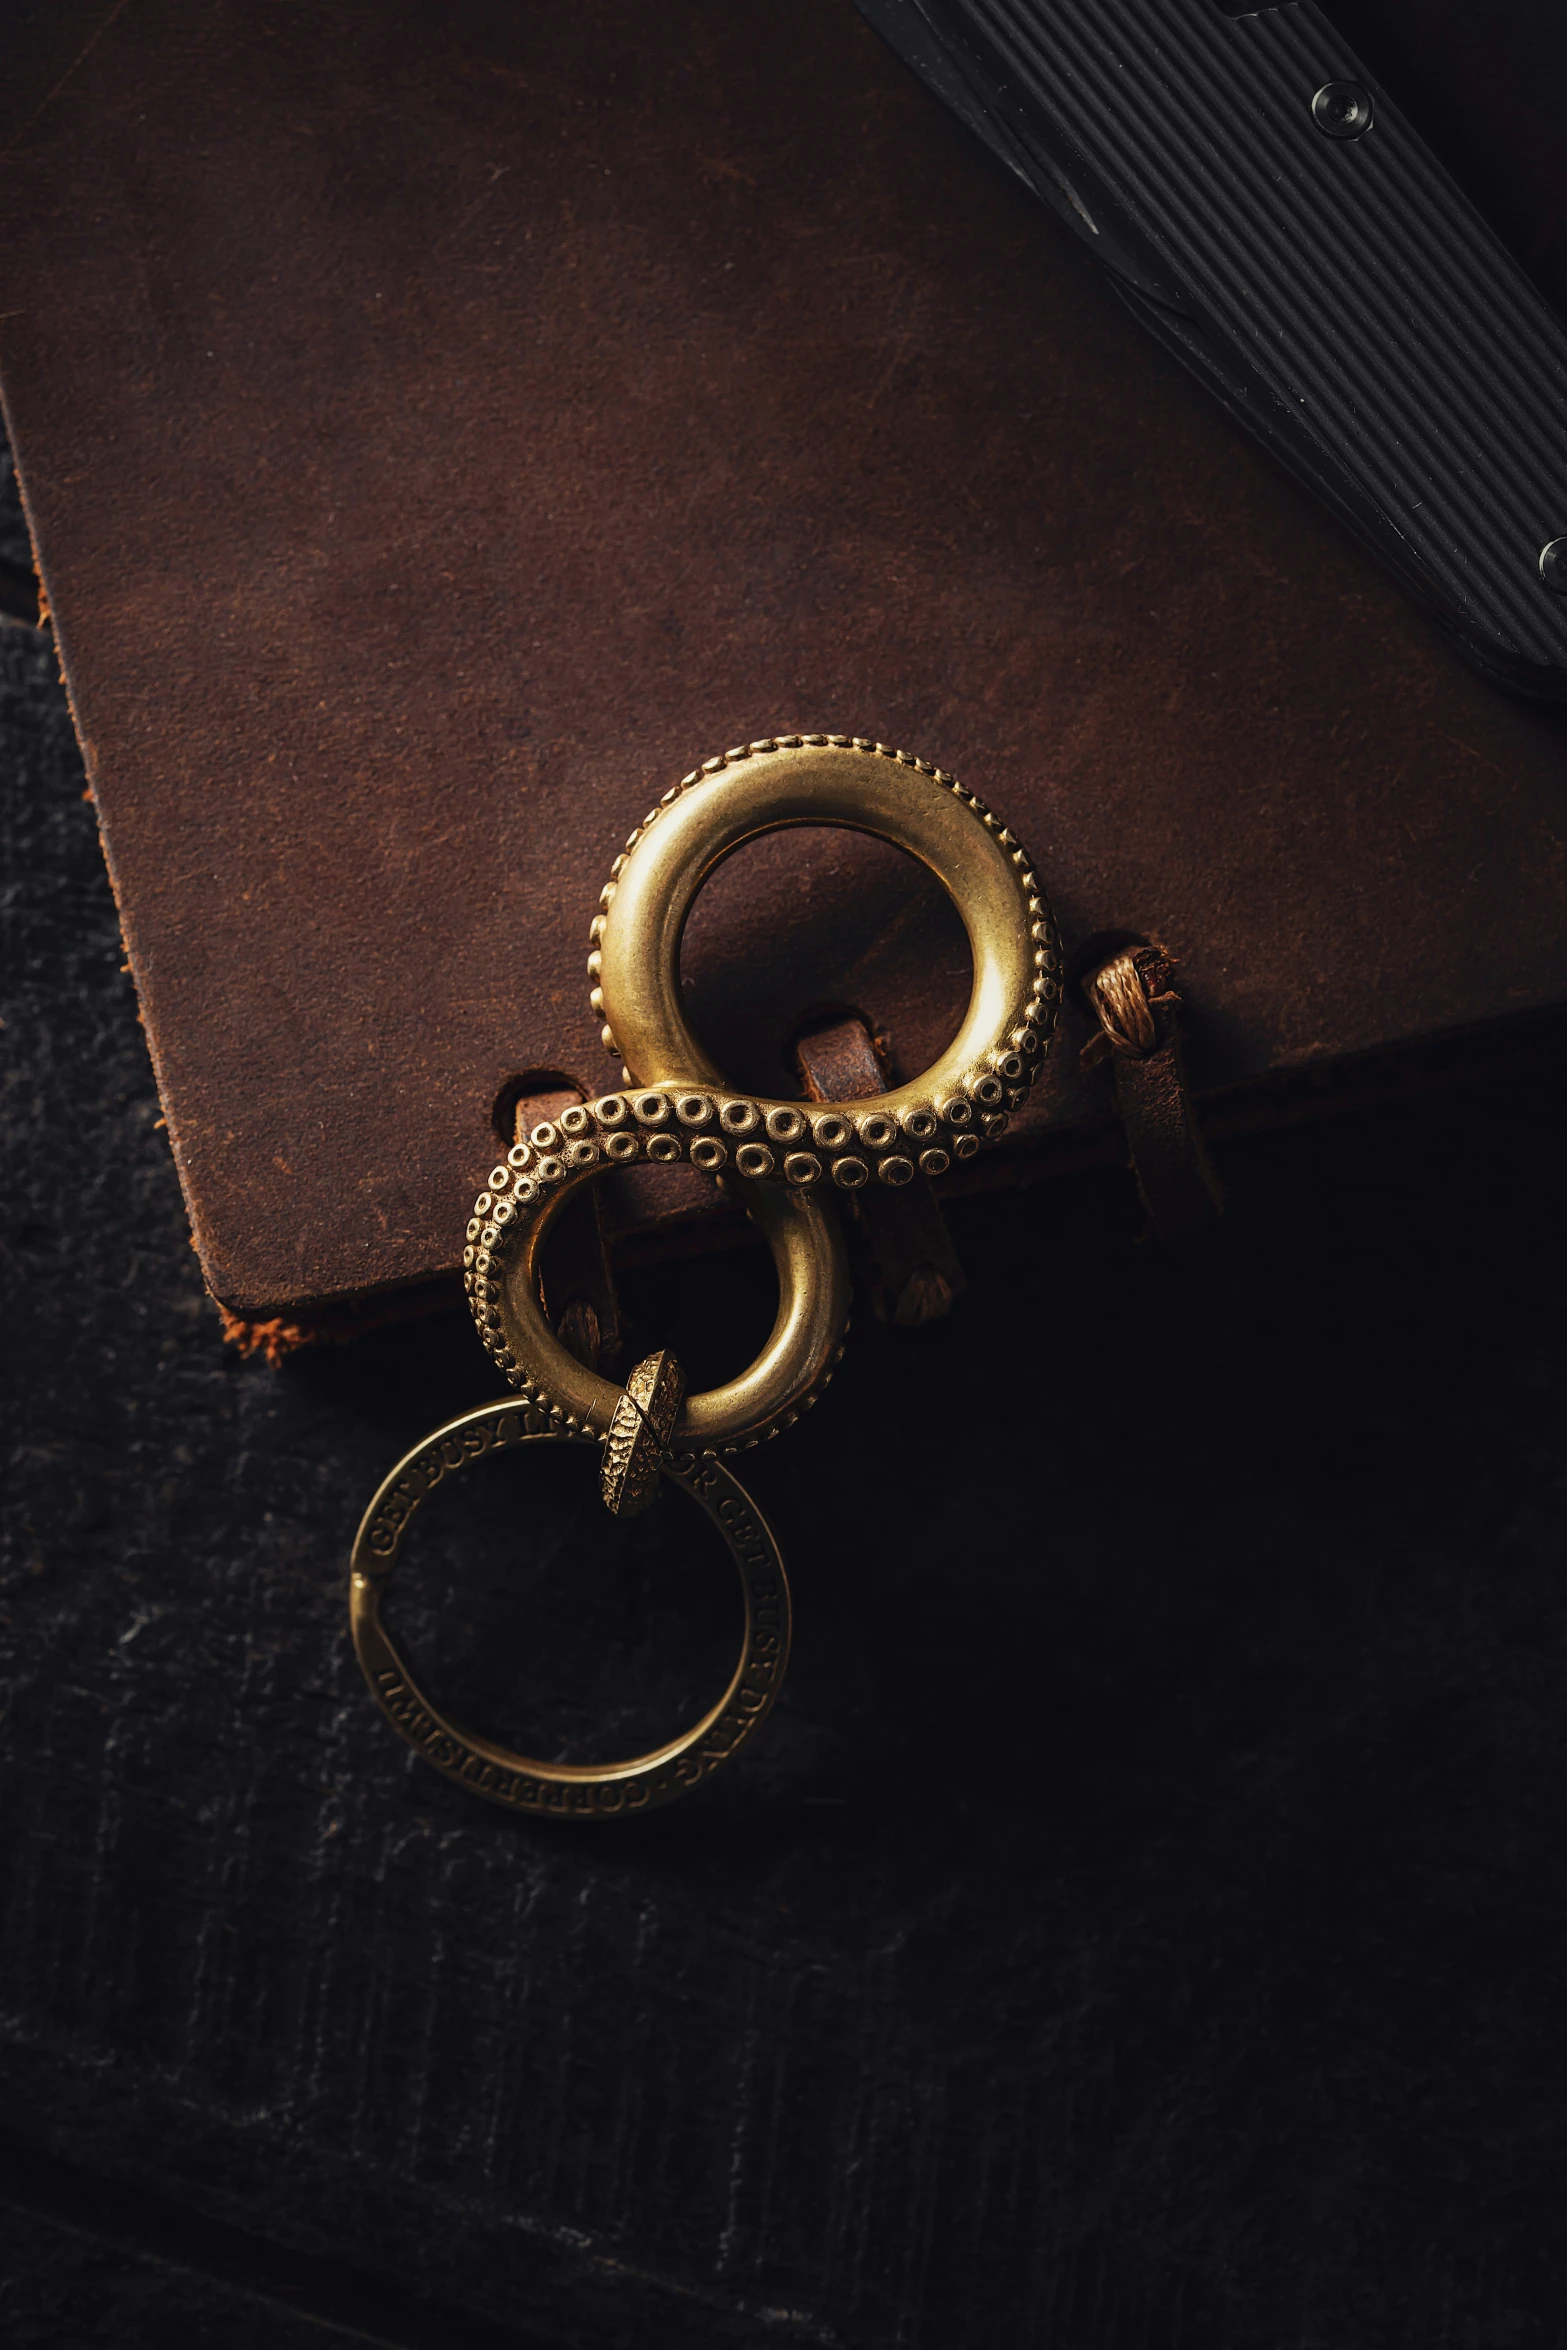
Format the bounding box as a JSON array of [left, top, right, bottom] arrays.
[[857, 0, 1567, 700]]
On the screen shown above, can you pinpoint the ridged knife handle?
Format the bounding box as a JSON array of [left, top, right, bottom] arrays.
[[858, 0, 1567, 700]]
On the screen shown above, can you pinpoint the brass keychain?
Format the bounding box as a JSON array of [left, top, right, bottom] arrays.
[[350, 735, 1062, 1813]]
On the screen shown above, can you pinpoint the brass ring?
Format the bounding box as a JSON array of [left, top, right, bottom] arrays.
[[359, 736, 1056, 1813], [467, 738, 1059, 1445], [350, 1401, 792, 1817], [593, 735, 1059, 1120], [471, 1150, 850, 1452]]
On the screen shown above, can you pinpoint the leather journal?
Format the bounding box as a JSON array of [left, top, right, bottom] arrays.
[[2, 0, 1564, 1322]]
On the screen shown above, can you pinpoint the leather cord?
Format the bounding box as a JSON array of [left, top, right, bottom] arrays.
[[793, 1015, 968, 1324], [1081, 945, 1224, 1241]]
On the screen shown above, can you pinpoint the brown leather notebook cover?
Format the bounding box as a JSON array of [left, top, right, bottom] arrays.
[[3, 0, 1564, 1318]]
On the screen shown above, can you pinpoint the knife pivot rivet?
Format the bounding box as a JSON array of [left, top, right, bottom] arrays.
[[1311, 80, 1374, 140], [1539, 539, 1567, 595]]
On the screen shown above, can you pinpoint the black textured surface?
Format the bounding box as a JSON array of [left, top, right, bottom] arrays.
[[0, 441, 40, 624], [860, 0, 1567, 692], [7, 445, 1567, 2344]]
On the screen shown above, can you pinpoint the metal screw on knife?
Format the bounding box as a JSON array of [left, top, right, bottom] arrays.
[[1541, 540, 1567, 596], [1312, 80, 1374, 140]]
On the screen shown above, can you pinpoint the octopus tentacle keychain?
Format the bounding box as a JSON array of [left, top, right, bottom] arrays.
[[350, 735, 1062, 1813]]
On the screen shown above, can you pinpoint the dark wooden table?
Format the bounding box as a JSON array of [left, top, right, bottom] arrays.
[[6, 428, 1567, 2345]]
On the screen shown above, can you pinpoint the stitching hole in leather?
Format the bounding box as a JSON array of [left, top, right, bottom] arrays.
[[492, 1068, 590, 1145]]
